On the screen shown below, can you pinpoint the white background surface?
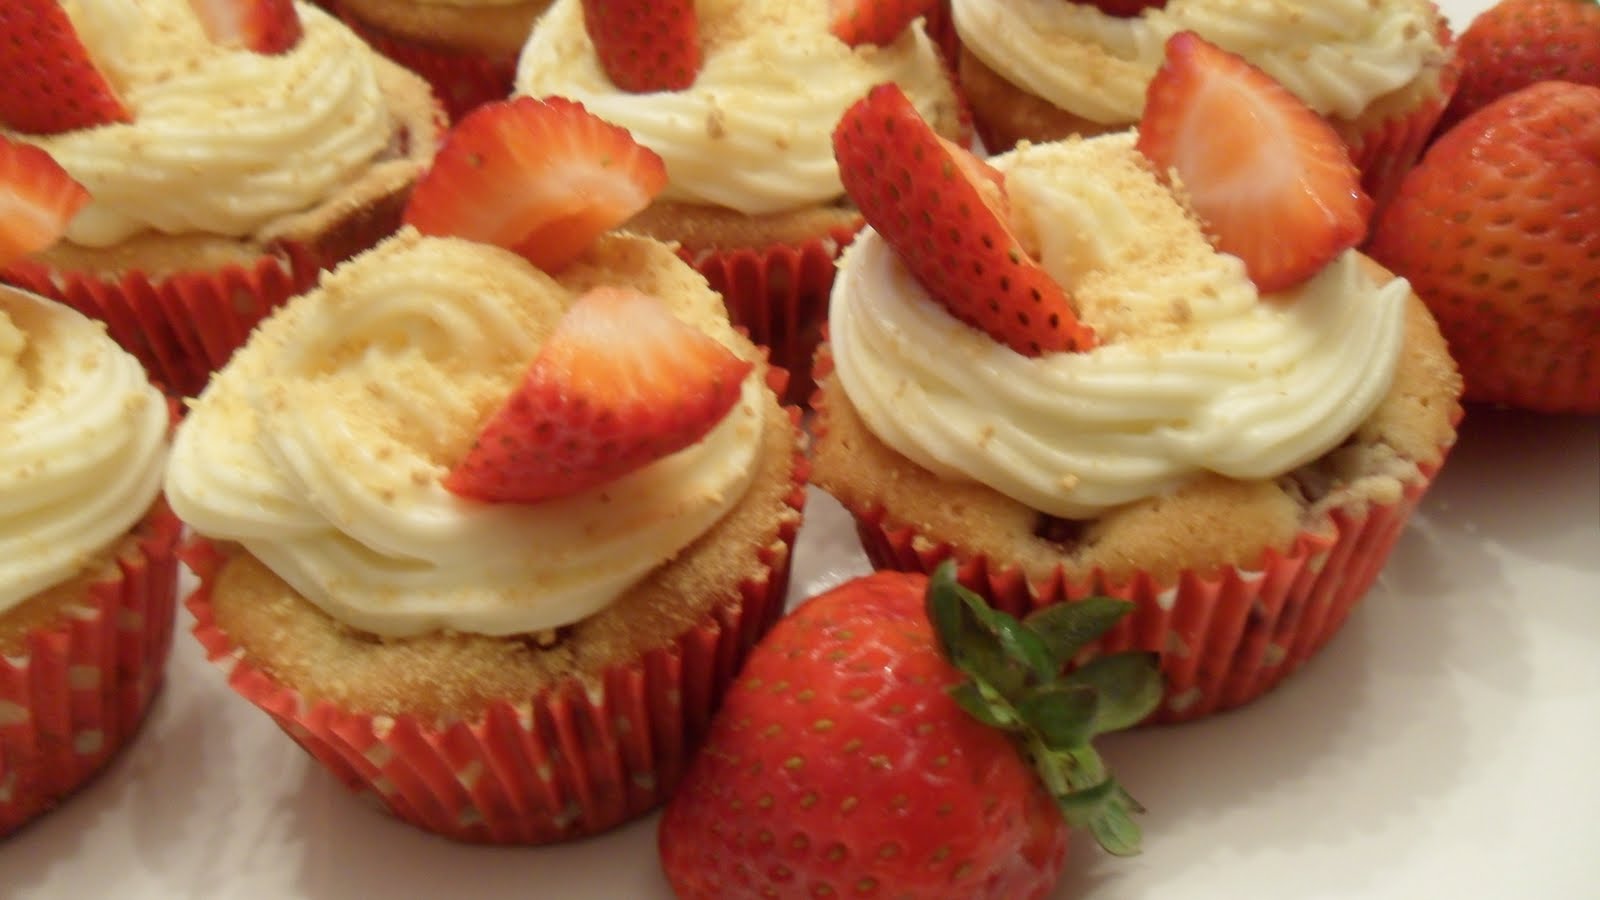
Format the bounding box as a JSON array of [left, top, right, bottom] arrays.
[[9, 1, 1600, 897]]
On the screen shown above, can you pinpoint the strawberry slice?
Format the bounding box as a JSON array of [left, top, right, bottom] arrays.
[[581, 0, 701, 93], [0, 137, 90, 270], [829, 0, 937, 47], [403, 97, 668, 273], [187, 0, 303, 55], [1084, 0, 1166, 16], [1135, 32, 1371, 294], [0, 0, 130, 134], [832, 84, 1096, 356], [444, 286, 754, 504]]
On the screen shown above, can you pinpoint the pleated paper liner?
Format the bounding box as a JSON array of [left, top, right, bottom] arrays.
[[1343, 16, 1462, 218], [183, 371, 809, 844], [333, 10, 514, 122], [2, 243, 322, 400], [677, 222, 863, 407], [0, 501, 182, 837]]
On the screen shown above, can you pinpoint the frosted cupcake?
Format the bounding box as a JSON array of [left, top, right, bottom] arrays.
[[0, 285, 177, 837], [0, 0, 442, 397], [515, 0, 964, 399], [813, 44, 1461, 722], [951, 0, 1458, 211], [320, 0, 553, 119], [173, 99, 807, 842]]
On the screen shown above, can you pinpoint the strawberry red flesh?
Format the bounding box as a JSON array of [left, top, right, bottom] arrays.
[[403, 97, 668, 273], [444, 285, 753, 504], [1084, 0, 1167, 16], [582, 0, 702, 93], [0, 137, 90, 269], [1136, 31, 1372, 294], [829, 0, 937, 47], [187, 0, 303, 55], [833, 83, 1096, 355], [0, 0, 131, 134]]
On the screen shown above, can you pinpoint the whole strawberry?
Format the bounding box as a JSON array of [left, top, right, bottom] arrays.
[[658, 564, 1161, 900], [1436, 0, 1600, 135], [1369, 80, 1600, 414]]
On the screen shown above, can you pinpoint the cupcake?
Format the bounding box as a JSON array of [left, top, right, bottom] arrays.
[[0, 0, 443, 398], [319, 0, 554, 119], [950, 0, 1459, 212], [514, 0, 965, 400], [171, 99, 807, 843], [812, 42, 1462, 723], [0, 140, 177, 832]]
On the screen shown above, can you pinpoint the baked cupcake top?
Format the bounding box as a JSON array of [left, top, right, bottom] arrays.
[[952, 0, 1449, 124], [829, 131, 1405, 519], [4, 0, 402, 248], [514, 0, 959, 215], [0, 287, 168, 610], [166, 229, 769, 638]]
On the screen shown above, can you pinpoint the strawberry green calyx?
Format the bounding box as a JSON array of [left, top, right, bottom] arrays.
[[925, 561, 1161, 856]]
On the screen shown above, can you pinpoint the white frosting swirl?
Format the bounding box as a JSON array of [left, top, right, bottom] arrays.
[[952, 0, 1446, 123], [515, 0, 957, 215], [7, 0, 395, 248], [166, 232, 767, 638], [0, 289, 169, 611], [828, 134, 1406, 518]]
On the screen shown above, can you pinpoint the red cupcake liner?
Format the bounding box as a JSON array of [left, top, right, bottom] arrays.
[[924, 2, 962, 76], [332, 6, 513, 121], [0, 502, 182, 837], [677, 223, 863, 406], [1346, 19, 1461, 217], [183, 375, 808, 844], [848, 463, 1445, 724], [2, 243, 322, 399]]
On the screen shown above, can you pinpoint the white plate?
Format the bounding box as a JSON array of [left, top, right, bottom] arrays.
[[9, 2, 1599, 897]]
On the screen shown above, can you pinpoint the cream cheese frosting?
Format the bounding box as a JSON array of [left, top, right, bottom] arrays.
[[951, 0, 1446, 124], [515, 0, 958, 215], [7, 0, 395, 248], [166, 231, 768, 638], [0, 289, 169, 611], [827, 133, 1407, 519]]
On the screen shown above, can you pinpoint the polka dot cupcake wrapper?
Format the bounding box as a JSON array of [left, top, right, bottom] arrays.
[[183, 377, 809, 844], [0, 501, 182, 837], [678, 223, 863, 407], [2, 243, 323, 399]]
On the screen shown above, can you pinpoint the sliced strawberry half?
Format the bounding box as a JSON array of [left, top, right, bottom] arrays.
[[1083, 0, 1166, 16], [0, 137, 90, 270], [581, 0, 701, 93], [833, 83, 1096, 356], [1136, 32, 1371, 294], [187, 0, 303, 55], [403, 97, 668, 273], [444, 286, 754, 504], [0, 0, 130, 134], [830, 0, 937, 47]]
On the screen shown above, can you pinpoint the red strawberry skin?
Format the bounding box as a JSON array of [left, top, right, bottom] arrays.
[[444, 286, 753, 503], [1084, 0, 1167, 16], [0, 0, 130, 134], [833, 84, 1096, 356], [829, 0, 937, 47], [659, 571, 1069, 900], [403, 97, 668, 273], [581, 0, 702, 92], [1369, 80, 1600, 414], [1436, 0, 1600, 135], [0, 138, 90, 269], [1137, 32, 1371, 294], [188, 0, 304, 55]]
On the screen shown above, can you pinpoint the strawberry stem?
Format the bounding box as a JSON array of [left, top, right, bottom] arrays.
[[926, 561, 1161, 856]]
